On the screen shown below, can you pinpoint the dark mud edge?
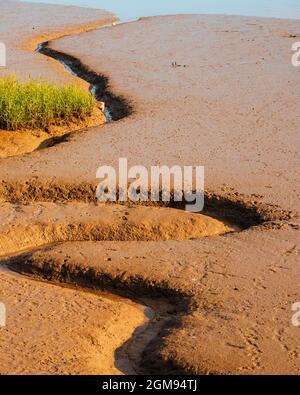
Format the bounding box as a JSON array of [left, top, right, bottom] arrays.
[[0, 33, 297, 375], [28, 41, 295, 231], [4, 250, 196, 374], [0, 179, 295, 229], [38, 41, 133, 121]]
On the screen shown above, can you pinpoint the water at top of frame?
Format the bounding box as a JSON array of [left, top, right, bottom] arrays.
[[18, 0, 300, 22]]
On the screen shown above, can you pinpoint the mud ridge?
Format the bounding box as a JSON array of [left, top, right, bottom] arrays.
[[4, 250, 194, 374], [37, 42, 133, 121], [0, 17, 297, 375], [0, 180, 294, 229]]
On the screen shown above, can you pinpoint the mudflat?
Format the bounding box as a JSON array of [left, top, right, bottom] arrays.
[[0, 266, 146, 375], [0, 1, 299, 374], [0, 1, 144, 375]]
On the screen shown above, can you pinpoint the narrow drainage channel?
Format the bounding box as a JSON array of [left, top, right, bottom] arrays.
[[36, 41, 133, 122], [20, 28, 290, 374], [4, 244, 193, 374], [0, 261, 162, 374]]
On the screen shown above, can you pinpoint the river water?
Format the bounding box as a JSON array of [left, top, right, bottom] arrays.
[[20, 0, 300, 22]]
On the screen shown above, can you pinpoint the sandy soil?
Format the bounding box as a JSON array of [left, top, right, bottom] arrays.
[[0, 0, 116, 82], [0, 13, 298, 213], [0, 1, 299, 375], [0, 1, 141, 375], [0, 267, 146, 374], [0, 107, 106, 158], [0, 202, 235, 257], [6, 228, 298, 375]]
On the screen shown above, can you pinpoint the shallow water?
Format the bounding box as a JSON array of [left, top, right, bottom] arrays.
[[20, 0, 300, 22]]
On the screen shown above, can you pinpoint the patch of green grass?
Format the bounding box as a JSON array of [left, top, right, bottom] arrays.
[[0, 76, 96, 130]]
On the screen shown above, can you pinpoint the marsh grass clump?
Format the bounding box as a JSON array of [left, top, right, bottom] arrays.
[[0, 76, 96, 130]]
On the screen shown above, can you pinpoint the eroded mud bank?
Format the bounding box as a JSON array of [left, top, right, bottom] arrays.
[[0, 33, 296, 374], [0, 263, 154, 374], [37, 41, 133, 122], [0, 3, 299, 374]]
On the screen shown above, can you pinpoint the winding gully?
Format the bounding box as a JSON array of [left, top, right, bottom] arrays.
[[0, 20, 288, 375], [0, 21, 182, 375]]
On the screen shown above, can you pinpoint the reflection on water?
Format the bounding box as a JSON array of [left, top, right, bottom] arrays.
[[19, 0, 300, 22]]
